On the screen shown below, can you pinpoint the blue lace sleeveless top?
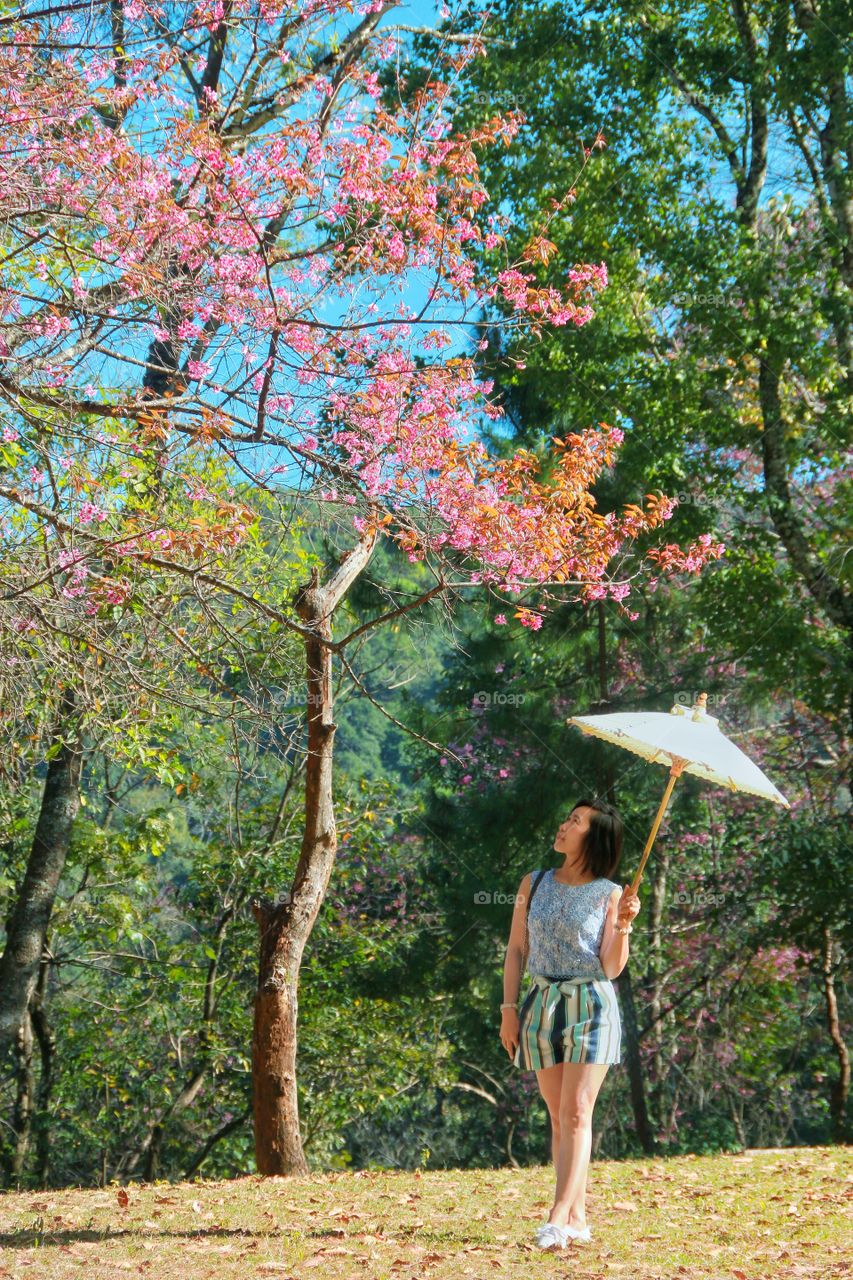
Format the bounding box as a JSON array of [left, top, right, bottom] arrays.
[[526, 868, 622, 981]]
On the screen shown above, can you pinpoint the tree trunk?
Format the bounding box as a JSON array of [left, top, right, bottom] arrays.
[[2, 1011, 34, 1187], [31, 957, 54, 1187], [725, 1081, 747, 1147], [252, 572, 336, 1175], [822, 924, 850, 1140], [0, 688, 83, 1058], [1, 953, 53, 1187], [251, 534, 376, 1176], [144, 1125, 165, 1182], [616, 963, 658, 1155]]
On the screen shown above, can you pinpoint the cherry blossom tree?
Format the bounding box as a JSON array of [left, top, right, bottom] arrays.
[[0, 0, 723, 1172]]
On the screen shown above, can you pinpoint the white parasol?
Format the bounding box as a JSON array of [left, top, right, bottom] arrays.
[[567, 692, 790, 893]]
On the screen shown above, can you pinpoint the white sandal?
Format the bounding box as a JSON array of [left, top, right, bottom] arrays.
[[564, 1221, 592, 1242], [535, 1222, 568, 1250]]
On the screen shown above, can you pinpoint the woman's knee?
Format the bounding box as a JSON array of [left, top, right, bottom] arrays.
[[558, 1093, 596, 1128]]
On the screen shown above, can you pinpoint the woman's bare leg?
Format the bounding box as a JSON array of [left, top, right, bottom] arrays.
[[571, 1148, 590, 1225], [535, 1064, 563, 1168], [535, 1062, 601, 1224], [546, 1061, 609, 1229]]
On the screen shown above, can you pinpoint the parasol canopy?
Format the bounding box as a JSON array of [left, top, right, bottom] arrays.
[[566, 691, 790, 893]]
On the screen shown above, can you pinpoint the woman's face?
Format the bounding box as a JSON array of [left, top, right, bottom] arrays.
[[553, 805, 594, 863]]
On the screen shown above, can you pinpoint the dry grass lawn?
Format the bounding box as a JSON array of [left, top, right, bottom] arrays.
[[0, 1145, 850, 1279]]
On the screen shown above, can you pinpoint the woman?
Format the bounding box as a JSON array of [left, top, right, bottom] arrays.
[[500, 798, 641, 1251]]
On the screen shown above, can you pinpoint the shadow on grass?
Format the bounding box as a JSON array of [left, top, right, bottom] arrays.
[[0, 1222, 501, 1248], [0, 1226, 295, 1246]]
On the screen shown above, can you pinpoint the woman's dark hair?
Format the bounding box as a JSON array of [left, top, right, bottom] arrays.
[[570, 798, 623, 880]]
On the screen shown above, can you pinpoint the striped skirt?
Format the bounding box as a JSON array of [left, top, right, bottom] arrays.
[[513, 973, 622, 1070]]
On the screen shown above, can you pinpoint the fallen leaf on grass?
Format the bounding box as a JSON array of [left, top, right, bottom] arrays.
[[116, 1189, 129, 1210], [299, 1246, 360, 1268]]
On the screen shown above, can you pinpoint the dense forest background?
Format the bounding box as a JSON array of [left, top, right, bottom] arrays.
[[1, 0, 850, 1187]]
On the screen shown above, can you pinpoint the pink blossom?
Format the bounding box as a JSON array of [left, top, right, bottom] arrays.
[[105, 580, 131, 604], [0, 16, 724, 641], [78, 501, 107, 524]]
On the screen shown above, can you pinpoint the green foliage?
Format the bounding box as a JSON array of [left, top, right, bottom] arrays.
[[410, 0, 851, 723], [1, 1, 850, 1189]]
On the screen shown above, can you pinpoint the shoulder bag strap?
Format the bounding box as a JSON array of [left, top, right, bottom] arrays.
[[521, 868, 548, 969]]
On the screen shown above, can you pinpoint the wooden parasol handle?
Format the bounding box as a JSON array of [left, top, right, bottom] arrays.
[[628, 755, 688, 896]]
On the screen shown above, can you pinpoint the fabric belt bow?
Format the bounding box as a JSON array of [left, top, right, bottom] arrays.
[[531, 973, 592, 995]]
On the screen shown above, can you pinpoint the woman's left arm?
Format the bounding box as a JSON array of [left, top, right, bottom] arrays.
[[600, 884, 641, 980]]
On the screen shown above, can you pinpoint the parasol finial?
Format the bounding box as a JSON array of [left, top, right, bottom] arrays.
[[691, 691, 708, 722]]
